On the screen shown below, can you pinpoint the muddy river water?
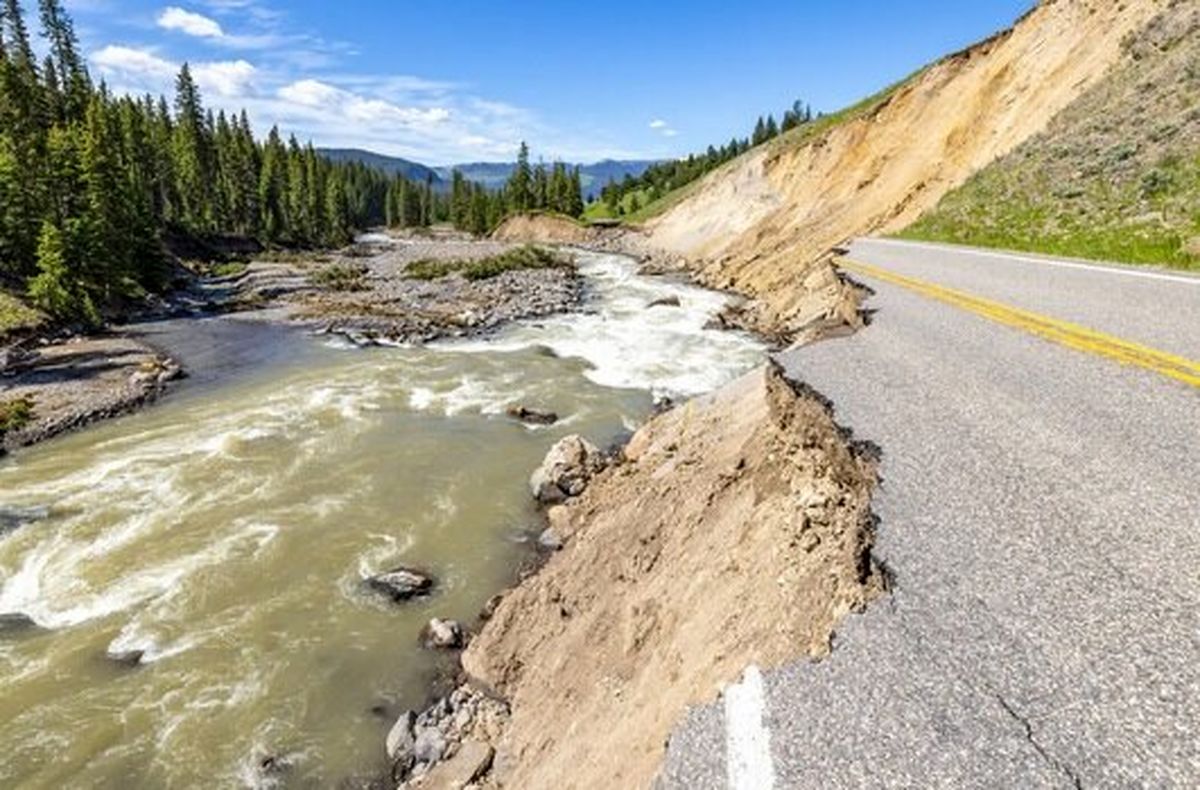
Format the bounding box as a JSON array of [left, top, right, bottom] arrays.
[[0, 250, 765, 788]]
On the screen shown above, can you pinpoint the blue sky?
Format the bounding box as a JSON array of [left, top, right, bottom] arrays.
[[66, 0, 1034, 165]]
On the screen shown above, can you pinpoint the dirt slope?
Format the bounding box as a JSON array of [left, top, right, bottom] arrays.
[[902, 0, 1200, 268], [491, 213, 596, 245], [643, 0, 1168, 337], [463, 362, 882, 789]]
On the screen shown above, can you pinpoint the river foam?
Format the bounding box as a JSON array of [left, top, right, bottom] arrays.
[[444, 250, 765, 398]]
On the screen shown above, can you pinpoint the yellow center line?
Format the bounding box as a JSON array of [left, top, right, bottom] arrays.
[[838, 258, 1200, 390]]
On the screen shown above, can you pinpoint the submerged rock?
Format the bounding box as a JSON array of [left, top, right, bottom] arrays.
[[529, 435, 606, 504], [0, 505, 50, 536], [648, 295, 682, 308], [0, 613, 39, 634], [420, 618, 465, 650], [106, 648, 146, 668], [506, 405, 558, 426], [365, 566, 435, 603]]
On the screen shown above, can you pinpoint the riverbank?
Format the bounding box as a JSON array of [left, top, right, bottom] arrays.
[[0, 229, 582, 456], [491, 213, 867, 346], [0, 248, 768, 788], [379, 360, 882, 789], [0, 334, 181, 455]]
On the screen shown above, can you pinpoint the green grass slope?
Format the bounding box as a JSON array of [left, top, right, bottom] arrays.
[[901, 2, 1200, 270]]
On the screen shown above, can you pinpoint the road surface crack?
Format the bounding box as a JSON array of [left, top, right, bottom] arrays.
[[994, 694, 1083, 789]]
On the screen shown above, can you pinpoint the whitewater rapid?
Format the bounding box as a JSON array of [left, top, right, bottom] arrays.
[[0, 249, 766, 787]]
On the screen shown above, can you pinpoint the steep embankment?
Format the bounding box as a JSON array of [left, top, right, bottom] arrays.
[[902, 0, 1200, 268], [491, 214, 596, 245], [640, 0, 1168, 337], [463, 363, 882, 788]]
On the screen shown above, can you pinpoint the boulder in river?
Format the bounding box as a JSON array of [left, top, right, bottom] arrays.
[[529, 435, 606, 504], [386, 709, 416, 766], [106, 648, 145, 668], [648, 295, 682, 308], [365, 566, 435, 603], [0, 612, 39, 634], [506, 405, 558, 426], [419, 618, 465, 650], [0, 505, 50, 536]]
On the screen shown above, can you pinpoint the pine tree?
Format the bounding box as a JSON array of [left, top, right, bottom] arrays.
[[508, 141, 533, 212], [752, 116, 766, 146], [568, 167, 584, 218], [172, 64, 214, 232], [532, 162, 548, 210], [258, 126, 286, 244], [324, 173, 348, 245], [37, 0, 87, 120], [28, 219, 96, 323]]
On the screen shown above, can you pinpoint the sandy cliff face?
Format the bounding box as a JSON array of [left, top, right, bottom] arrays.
[[491, 214, 597, 245], [462, 363, 882, 789], [645, 0, 1168, 336]]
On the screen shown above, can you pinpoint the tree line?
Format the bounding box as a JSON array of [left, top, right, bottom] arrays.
[[598, 99, 817, 216], [383, 142, 585, 236], [0, 0, 403, 323]]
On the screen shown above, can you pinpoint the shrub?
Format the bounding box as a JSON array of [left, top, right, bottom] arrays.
[[405, 245, 572, 281], [311, 262, 368, 291], [0, 396, 34, 437]]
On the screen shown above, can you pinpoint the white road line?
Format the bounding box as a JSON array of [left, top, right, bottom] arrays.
[[860, 238, 1200, 286], [724, 664, 777, 790]]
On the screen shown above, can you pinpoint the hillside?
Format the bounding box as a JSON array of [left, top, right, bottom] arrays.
[[900, 0, 1200, 269], [635, 0, 1170, 338], [318, 148, 442, 184]]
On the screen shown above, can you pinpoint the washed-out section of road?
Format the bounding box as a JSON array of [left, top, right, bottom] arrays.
[[658, 239, 1200, 787]]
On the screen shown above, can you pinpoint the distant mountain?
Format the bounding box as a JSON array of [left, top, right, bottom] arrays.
[[437, 160, 660, 199], [318, 148, 442, 185], [319, 149, 660, 200]]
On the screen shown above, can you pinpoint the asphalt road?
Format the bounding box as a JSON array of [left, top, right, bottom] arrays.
[[657, 238, 1200, 788]]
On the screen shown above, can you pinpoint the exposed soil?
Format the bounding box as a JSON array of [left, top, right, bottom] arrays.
[[636, 0, 1167, 339], [491, 214, 597, 245], [459, 361, 883, 789], [902, 0, 1200, 268]]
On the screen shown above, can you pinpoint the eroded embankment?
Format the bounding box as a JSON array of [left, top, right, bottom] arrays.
[[636, 0, 1167, 339], [458, 361, 883, 788]]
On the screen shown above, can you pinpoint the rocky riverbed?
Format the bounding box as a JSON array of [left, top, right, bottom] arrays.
[[0, 229, 583, 455], [193, 229, 584, 347]]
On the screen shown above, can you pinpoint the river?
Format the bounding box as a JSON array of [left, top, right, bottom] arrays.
[[0, 250, 765, 788]]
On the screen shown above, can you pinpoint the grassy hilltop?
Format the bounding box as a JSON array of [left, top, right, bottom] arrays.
[[901, 3, 1200, 269]]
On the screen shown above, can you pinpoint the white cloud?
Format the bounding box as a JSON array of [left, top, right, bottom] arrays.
[[276, 78, 339, 107], [157, 6, 225, 39], [193, 59, 256, 96], [92, 45, 177, 81], [649, 118, 678, 138], [91, 44, 255, 99], [88, 21, 641, 164]]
